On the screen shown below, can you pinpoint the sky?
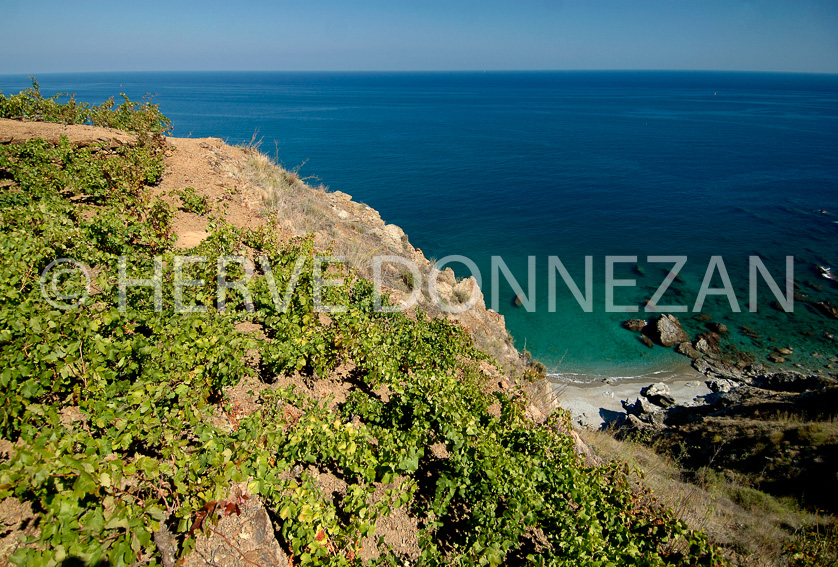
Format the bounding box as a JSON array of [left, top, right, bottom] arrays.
[[1, 0, 836, 74]]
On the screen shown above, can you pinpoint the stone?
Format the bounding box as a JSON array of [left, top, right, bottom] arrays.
[[815, 301, 838, 319], [694, 313, 712, 322], [694, 333, 721, 355], [742, 326, 762, 339], [768, 352, 785, 364], [183, 486, 289, 567], [654, 314, 689, 347], [641, 382, 676, 408], [756, 372, 813, 392], [623, 396, 659, 416], [776, 347, 794, 356], [706, 378, 735, 393], [623, 319, 647, 331], [708, 322, 729, 334], [642, 382, 670, 397], [676, 341, 702, 360], [640, 335, 655, 348]]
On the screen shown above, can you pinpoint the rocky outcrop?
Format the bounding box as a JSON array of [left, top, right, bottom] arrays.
[[652, 314, 689, 347], [641, 382, 676, 408]]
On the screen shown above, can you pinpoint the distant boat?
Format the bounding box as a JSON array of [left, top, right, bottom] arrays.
[[819, 266, 837, 281]]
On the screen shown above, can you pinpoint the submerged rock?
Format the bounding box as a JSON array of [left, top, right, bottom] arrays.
[[768, 352, 786, 364], [707, 322, 729, 334], [815, 301, 838, 319]]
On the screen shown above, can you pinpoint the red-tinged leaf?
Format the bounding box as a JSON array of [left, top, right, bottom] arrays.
[[189, 501, 217, 536], [224, 502, 241, 516]]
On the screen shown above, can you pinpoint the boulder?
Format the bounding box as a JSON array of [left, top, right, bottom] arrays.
[[676, 341, 702, 360], [654, 314, 689, 347], [706, 378, 736, 393], [768, 352, 785, 364], [622, 319, 647, 331], [641, 382, 670, 398], [695, 332, 722, 354], [707, 322, 729, 334], [623, 396, 660, 417], [641, 382, 676, 408]]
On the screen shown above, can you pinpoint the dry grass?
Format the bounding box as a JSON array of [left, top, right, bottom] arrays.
[[580, 429, 826, 566]]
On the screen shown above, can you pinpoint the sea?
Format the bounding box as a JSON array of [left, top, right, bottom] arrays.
[[2, 71, 837, 381]]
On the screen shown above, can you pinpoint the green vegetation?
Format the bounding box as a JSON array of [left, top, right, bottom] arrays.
[[171, 186, 210, 216], [1, 77, 171, 142], [0, 86, 724, 565]]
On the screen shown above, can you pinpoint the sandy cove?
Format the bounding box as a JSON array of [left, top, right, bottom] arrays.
[[550, 363, 712, 429]]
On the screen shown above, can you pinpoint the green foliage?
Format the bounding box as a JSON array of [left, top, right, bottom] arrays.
[[0, 77, 171, 139], [0, 86, 725, 566], [171, 186, 210, 216]]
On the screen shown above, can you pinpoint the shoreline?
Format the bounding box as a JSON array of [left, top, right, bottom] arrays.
[[549, 362, 712, 429]]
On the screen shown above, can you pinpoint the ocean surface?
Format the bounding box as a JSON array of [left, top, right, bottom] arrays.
[[2, 71, 837, 380]]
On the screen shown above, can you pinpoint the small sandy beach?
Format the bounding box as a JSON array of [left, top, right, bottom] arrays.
[[550, 364, 712, 429]]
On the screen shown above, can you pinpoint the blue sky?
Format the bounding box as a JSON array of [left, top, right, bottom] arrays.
[[1, 0, 836, 74]]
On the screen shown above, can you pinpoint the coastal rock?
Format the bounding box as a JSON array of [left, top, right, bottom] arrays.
[[676, 341, 702, 360], [708, 322, 729, 334], [776, 347, 794, 356], [640, 335, 655, 348], [755, 371, 815, 392], [641, 383, 676, 408], [653, 314, 689, 347], [622, 319, 647, 331], [768, 352, 785, 364], [694, 313, 712, 322], [623, 396, 660, 417], [815, 302, 838, 319], [742, 326, 762, 339], [706, 377, 736, 393], [694, 333, 721, 355]]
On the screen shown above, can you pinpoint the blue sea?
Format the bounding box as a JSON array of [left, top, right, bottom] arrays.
[[2, 71, 837, 379]]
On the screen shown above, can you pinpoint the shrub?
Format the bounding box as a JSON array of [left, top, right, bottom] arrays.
[[171, 186, 210, 215]]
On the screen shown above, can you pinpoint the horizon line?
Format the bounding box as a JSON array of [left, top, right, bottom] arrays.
[[2, 69, 838, 77]]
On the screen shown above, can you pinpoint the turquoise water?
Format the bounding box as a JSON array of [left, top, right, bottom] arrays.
[[2, 71, 837, 377]]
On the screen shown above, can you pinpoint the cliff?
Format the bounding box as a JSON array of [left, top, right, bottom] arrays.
[[0, 87, 721, 566]]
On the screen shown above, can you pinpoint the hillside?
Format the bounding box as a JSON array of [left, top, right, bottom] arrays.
[[0, 85, 724, 566]]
